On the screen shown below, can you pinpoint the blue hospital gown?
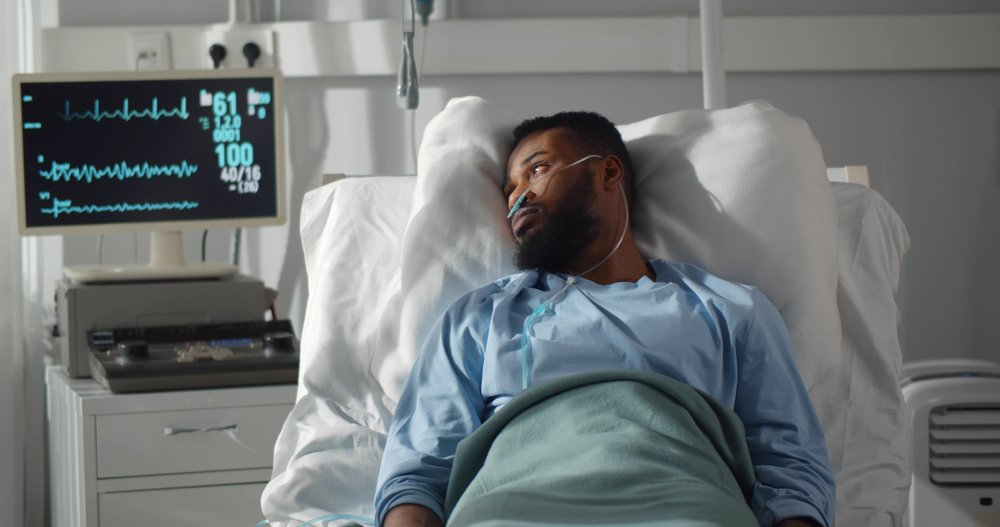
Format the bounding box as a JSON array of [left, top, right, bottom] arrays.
[[374, 259, 835, 527]]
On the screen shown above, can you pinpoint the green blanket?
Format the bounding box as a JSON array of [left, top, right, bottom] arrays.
[[445, 371, 757, 527]]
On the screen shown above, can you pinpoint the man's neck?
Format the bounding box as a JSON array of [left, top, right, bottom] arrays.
[[570, 232, 652, 285]]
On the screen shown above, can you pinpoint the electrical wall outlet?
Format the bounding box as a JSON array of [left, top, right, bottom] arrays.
[[127, 31, 172, 71], [204, 27, 276, 69]]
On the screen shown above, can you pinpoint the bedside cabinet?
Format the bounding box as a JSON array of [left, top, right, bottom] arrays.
[[46, 366, 296, 527]]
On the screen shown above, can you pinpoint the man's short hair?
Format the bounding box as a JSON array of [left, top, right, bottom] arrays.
[[512, 111, 636, 205]]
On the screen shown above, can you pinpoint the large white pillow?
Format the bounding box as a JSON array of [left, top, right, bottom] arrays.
[[816, 182, 911, 527], [622, 101, 841, 388], [265, 177, 416, 523], [388, 99, 521, 402], [393, 96, 841, 395]]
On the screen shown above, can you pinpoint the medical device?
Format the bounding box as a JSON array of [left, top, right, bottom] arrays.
[[415, 0, 435, 26], [56, 274, 270, 378], [397, 0, 419, 110], [902, 359, 1000, 526], [87, 318, 298, 393], [11, 68, 286, 283]]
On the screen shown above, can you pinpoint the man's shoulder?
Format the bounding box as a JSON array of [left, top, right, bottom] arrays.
[[481, 269, 539, 296], [650, 259, 764, 307], [446, 270, 539, 312]]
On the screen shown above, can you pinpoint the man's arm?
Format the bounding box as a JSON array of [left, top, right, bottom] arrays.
[[734, 289, 835, 527], [374, 295, 491, 526], [383, 504, 444, 527], [777, 518, 822, 527]]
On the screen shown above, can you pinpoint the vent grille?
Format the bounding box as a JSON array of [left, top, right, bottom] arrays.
[[929, 405, 1000, 486]]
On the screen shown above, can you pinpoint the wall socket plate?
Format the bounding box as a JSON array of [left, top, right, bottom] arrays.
[[127, 31, 172, 70], [204, 27, 276, 69]]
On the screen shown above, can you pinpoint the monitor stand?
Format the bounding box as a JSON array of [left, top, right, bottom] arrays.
[[63, 231, 238, 283]]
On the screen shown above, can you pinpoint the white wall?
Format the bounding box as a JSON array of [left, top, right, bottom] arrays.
[[49, 0, 1000, 24], [2, 0, 26, 526], [0, 28, 18, 527]]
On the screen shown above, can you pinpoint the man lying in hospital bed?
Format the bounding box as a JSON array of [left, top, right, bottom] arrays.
[[376, 111, 833, 527], [262, 97, 911, 527]]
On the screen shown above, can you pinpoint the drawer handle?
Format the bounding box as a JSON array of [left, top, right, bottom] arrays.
[[163, 424, 239, 436]]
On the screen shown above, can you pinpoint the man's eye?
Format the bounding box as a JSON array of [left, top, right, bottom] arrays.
[[529, 164, 549, 179]]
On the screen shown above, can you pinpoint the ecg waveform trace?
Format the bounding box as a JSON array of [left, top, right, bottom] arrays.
[[39, 160, 199, 183], [58, 96, 190, 122], [40, 198, 200, 219]]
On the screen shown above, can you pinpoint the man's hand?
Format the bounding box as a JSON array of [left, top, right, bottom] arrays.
[[776, 518, 822, 527], [382, 504, 444, 527]]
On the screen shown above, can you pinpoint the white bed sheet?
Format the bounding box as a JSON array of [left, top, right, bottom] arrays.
[[263, 99, 911, 526], [814, 182, 912, 526]]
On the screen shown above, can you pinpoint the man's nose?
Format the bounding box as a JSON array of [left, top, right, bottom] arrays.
[[508, 182, 534, 210], [508, 186, 533, 212]]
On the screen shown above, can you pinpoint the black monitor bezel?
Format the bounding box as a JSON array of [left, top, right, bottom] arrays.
[[11, 68, 287, 236]]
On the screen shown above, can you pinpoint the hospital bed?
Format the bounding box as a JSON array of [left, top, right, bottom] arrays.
[[262, 1, 910, 523], [260, 94, 910, 526]]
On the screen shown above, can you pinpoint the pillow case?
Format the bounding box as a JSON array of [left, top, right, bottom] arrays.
[[815, 182, 911, 527], [388, 99, 521, 402], [621, 101, 841, 389], [394, 96, 841, 395], [265, 176, 416, 523]]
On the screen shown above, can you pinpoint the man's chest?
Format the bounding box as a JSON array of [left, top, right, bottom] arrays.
[[480, 291, 736, 411]]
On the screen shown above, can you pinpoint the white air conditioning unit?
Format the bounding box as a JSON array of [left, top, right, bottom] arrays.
[[902, 359, 1000, 527]]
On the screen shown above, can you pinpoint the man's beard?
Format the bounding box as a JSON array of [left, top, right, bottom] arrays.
[[514, 177, 600, 272]]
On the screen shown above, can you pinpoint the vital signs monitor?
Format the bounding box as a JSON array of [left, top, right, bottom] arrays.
[[11, 68, 286, 282]]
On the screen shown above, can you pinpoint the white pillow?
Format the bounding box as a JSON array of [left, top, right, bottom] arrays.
[[389, 98, 521, 402], [815, 182, 911, 527], [265, 177, 415, 523], [622, 101, 841, 389], [296, 176, 413, 421], [394, 96, 841, 395]]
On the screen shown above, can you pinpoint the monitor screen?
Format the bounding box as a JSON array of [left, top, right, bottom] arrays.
[[12, 69, 285, 236]]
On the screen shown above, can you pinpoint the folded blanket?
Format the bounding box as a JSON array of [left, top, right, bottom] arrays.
[[445, 371, 757, 527]]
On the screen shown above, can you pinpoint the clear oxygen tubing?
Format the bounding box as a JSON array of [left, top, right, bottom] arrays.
[[507, 154, 603, 219], [519, 181, 630, 390]]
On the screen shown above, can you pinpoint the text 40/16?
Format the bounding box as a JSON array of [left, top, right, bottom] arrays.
[[220, 165, 261, 194]]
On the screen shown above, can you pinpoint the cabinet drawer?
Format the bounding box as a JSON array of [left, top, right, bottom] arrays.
[[95, 404, 291, 478], [99, 483, 267, 527]]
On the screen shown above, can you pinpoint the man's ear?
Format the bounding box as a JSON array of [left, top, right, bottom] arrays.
[[602, 155, 625, 189]]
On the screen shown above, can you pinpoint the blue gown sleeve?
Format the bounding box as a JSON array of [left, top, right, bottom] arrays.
[[373, 297, 488, 526], [734, 288, 836, 527]]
